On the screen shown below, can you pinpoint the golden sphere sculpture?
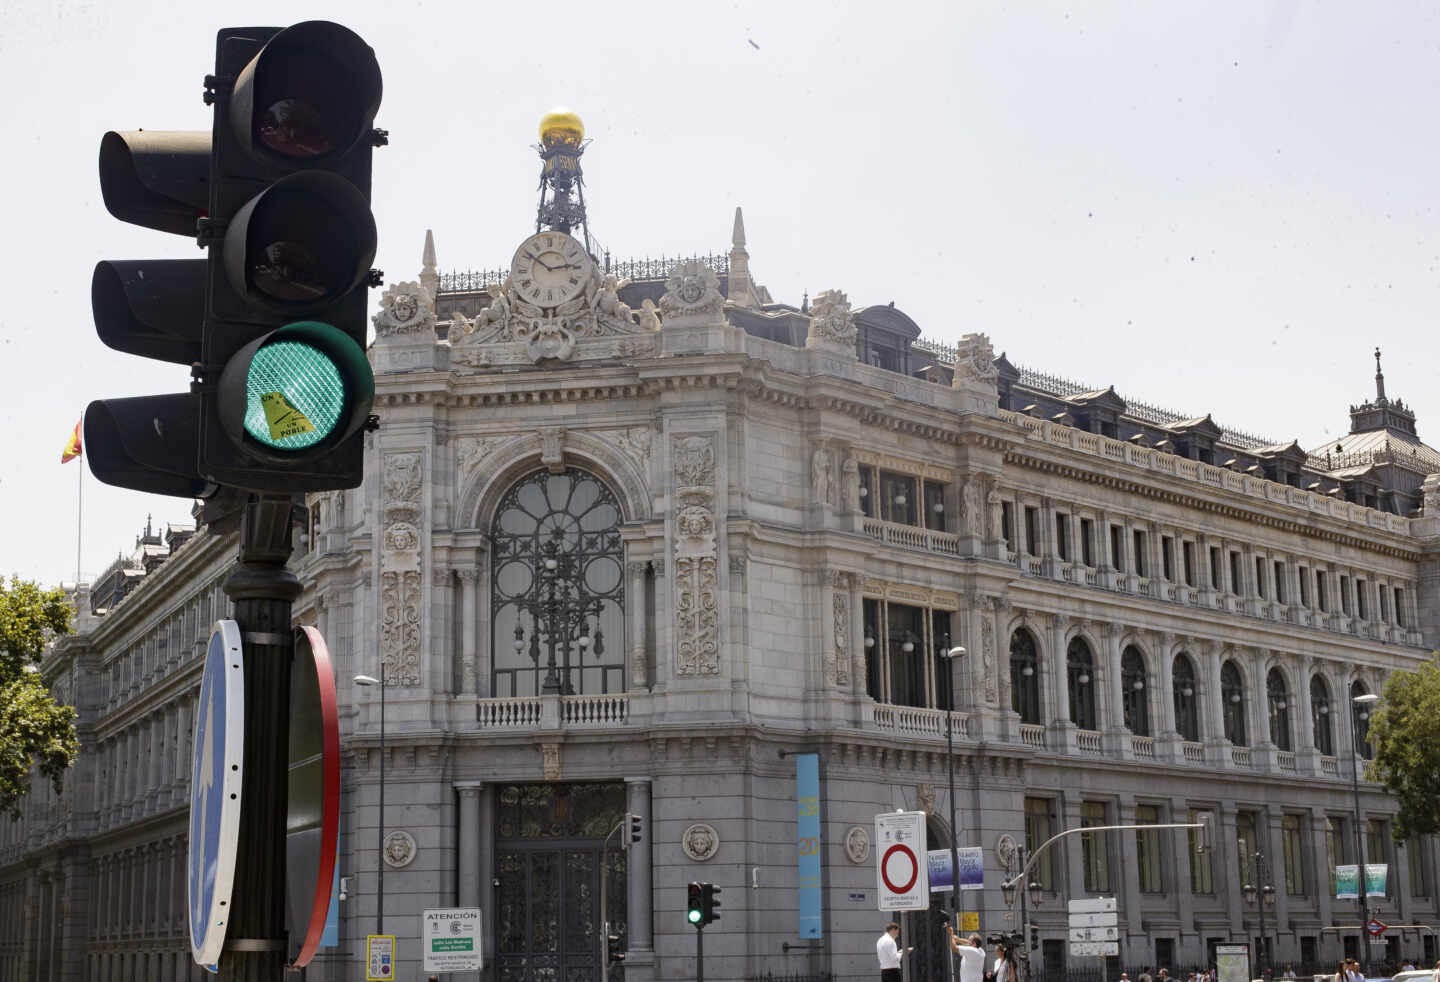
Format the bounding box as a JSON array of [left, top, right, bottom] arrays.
[[539, 109, 585, 149]]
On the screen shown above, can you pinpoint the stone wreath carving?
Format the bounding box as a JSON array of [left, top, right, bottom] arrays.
[[682, 823, 720, 862], [383, 829, 417, 868], [659, 260, 724, 319], [845, 825, 871, 865], [373, 280, 437, 340], [805, 289, 857, 351]]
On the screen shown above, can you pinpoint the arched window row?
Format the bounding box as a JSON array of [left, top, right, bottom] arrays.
[[999, 627, 1378, 757]]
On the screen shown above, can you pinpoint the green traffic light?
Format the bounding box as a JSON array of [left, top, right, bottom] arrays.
[[687, 909, 702, 924], [243, 336, 346, 450]]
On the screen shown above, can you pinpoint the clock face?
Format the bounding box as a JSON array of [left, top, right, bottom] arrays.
[[509, 232, 593, 308]]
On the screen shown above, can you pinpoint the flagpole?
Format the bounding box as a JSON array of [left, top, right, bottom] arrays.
[[76, 449, 83, 586]]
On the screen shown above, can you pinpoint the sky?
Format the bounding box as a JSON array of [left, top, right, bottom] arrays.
[[1, 1, 1437, 587]]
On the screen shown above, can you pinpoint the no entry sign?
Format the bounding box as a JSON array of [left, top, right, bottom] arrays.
[[875, 811, 929, 910]]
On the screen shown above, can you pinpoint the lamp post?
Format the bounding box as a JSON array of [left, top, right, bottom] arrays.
[[513, 527, 605, 695], [1239, 841, 1276, 979], [1001, 846, 1042, 982], [354, 671, 386, 935], [1350, 691, 1379, 974], [938, 643, 968, 928]]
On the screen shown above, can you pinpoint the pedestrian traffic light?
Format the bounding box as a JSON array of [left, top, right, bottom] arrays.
[[86, 22, 384, 500], [701, 882, 722, 926], [197, 21, 383, 492], [687, 882, 704, 926], [629, 813, 643, 846], [606, 934, 625, 964]]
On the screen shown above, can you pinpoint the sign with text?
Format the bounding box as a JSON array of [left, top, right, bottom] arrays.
[[927, 847, 985, 893], [1067, 897, 1118, 957], [422, 908, 482, 972], [796, 754, 822, 938], [1336, 863, 1388, 899], [1215, 943, 1250, 982], [365, 935, 395, 980], [875, 811, 929, 911]]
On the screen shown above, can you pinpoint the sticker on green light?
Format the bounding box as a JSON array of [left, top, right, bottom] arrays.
[[243, 340, 345, 450]]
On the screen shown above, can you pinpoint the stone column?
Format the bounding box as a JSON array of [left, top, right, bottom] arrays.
[[1310, 807, 1335, 931], [626, 561, 649, 689], [1102, 623, 1128, 756], [1061, 794, 1085, 898], [1264, 811, 1290, 948], [477, 784, 496, 973], [1203, 646, 1230, 766], [1171, 797, 1196, 930], [458, 569, 480, 695], [1218, 803, 1244, 936], [1039, 497, 1059, 578], [1117, 795, 1143, 940], [626, 777, 655, 962], [455, 782, 483, 982], [1046, 615, 1075, 752]]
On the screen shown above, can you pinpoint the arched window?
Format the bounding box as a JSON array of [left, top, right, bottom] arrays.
[[490, 467, 626, 697], [1067, 637, 1097, 731], [1121, 646, 1149, 736], [1267, 668, 1292, 751], [1351, 681, 1373, 759], [1222, 660, 1247, 746], [1310, 675, 1334, 756], [1009, 629, 1041, 724], [1173, 654, 1199, 742]]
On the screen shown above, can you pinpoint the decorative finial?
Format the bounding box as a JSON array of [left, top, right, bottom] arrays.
[[422, 229, 436, 273], [732, 206, 746, 249], [801, 290, 809, 313], [539, 108, 585, 149], [1374, 346, 1387, 403]]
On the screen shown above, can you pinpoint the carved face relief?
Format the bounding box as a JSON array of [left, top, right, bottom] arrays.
[[682, 823, 720, 862], [678, 274, 705, 304], [392, 293, 418, 322], [845, 826, 871, 864]]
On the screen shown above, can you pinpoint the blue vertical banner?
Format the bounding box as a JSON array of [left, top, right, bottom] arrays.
[[796, 753, 822, 938]]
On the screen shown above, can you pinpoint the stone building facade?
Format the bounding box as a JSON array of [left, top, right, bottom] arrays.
[[4, 207, 1440, 981]]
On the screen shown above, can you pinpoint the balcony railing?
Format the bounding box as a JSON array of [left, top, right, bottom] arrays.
[[1276, 750, 1297, 772], [563, 693, 628, 725], [1131, 735, 1155, 759], [1077, 729, 1102, 754], [475, 694, 630, 729], [871, 704, 969, 738], [862, 519, 962, 556], [477, 696, 542, 728], [1182, 741, 1205, 762], [1320, 756, 1339, 776], [1231, 746, 1254, 768], [1020, 723, 1046, 748]]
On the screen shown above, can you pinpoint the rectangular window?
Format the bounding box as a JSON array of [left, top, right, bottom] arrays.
[[1282, 815, 1304, 895], [1367, 819, 1390, 896], [1183, 541, 1196, 587], [1161, 536, 1174, 581], [1273, 561, 1286, 603], [1299, 566, 1310, 607], [1395, 587, 1406, 627], [1256, 557, 1267, 599], [1380, 587, 1390, 623], [1001, 501, 1014, 549], [1341, 575, 1352, 615], [923, 480, 947, 531], [1230, 551, 1242, 596], [1080, 518, 1095, 567], [1409, 837, 1429, 898], [1136, 804, 1164, 893], [1081, 801, 1110, 892], [1210, 546, 1223, 590], [1025, 798, 1055, 891], [1189, 809, 1214, 894], [858, 465, 875, 518], [878, 471, 918, 526], [1024, 507, 1038, 555], [1056, 513, 1070, 562], [1133, 530, 1147, 576], [1235, 812, 1258, 887], [1326, 817, 1343, 897], [1111, 525, 1124, 570], [1357, 580, 1368, 620], [1317, 571, 1329, 612]]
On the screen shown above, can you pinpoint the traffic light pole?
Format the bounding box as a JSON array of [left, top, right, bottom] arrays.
[[695, 923, 704, 982], [220, 494, 300, 980]]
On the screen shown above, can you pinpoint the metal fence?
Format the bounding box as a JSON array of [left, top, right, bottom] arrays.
[[437, 252, 731, 295], [745, 972, 833, 982]]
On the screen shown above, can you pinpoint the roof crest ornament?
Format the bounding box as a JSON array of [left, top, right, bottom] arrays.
[[1374, 346, 1387, 404]]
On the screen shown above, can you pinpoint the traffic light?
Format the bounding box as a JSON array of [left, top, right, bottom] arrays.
[[629, 813, 643, 846], [687, 882, 704, 926], [701, 882, 722, 926], [606, 934, 625, 964], [86, 22, 383, 500], [197, 22, 382, 492], [1196, 811, 1215, 853]]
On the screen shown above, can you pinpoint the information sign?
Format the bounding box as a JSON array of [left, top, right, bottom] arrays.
[[1071, 941, 1120, 956], [1067, 896, 1118, 958], [422, 908, 483, 972], [187, 620, 245, 969], [366, 935, 396, 980], [1214, 943, 1250, 982], [927, 846, 985, 893], [286, 626, 341, 969], [875, 811, 929, 911], [1366, 917, 1387, 936]]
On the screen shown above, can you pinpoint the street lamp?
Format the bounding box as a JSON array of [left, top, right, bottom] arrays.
[[938, 644, 967, 935], [1350, 691, 1380, 974], [354, 671, 386, 935], [1239, 840, 1276, 979], [512, 527, 605, 694]]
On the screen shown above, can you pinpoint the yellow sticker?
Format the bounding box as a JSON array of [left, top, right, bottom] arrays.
[[260, 392, 316, 440], [961, 912, 979, 932]]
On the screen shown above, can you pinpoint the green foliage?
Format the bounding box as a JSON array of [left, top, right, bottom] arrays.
[[1366, 655, 1440, 842], [0, 577, 79, 819]]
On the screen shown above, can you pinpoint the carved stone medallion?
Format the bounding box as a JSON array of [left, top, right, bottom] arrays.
[[845, 825, 872, 864], [383, 829, 417, 868], [995, 833, 1018, 869], [682, 823, 720, 862]]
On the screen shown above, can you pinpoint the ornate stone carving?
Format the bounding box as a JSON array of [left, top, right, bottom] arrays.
[[1424, 472, 1440, 515], [673, 435, 720, 677], [951, 332, 997, 385], [373, 281, 436, 340], [832, 592, 852, 686], [381, 452, 423, 687], [995, 833, 1018, 869], [539, 426, 566, 474], [659, 260, 724, 320], [728, 554, 746, 577], [841, 456, 861, 514], [805, 289, 857, 351], [541, 743, 562, 781], [593, 426, 653, 476], [382, 829, 417, 868], [682, 823, 720, 862], [845, 826, 871, 864], [457, 435, 509, 480], [958, 477, 986, 536], [980, 614, 997, 703], [812, 449, 833, 508], [916, 783, 936, 816]]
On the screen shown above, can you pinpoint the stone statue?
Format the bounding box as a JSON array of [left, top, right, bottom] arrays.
[[841, 457, 861, 514], [812, 449, 833, 507]]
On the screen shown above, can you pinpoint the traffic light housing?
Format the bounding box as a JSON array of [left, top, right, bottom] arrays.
[[606, 934, 625, 964], [1196, 811, 1215, 853], [701, 882, 722, 926], [629, 813, 643, 846], [687, 882, 704, 926], [87, 22, 382, 500]]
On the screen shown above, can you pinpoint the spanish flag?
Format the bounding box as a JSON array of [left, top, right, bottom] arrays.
[[61, 418, 83, 463]]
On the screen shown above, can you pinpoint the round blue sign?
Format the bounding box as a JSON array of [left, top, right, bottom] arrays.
[[188, 620, 245, 969]]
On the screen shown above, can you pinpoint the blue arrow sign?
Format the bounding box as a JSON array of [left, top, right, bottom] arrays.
[[188, 620, 245, 970]]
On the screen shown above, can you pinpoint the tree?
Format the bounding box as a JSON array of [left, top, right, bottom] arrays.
[[1366, 655, 1440, 841], [0, 577, 80, 819]]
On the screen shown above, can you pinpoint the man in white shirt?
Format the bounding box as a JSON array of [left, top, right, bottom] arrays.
[[944, 925, 987, 982], [876, 922, 907, 982]]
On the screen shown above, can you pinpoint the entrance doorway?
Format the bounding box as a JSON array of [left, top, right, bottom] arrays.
[[494, 783, 628, 982]]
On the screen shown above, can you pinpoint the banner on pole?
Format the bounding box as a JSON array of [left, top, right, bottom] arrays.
[[1335, 863, 1388, 899], [796, 754, 822, 938]]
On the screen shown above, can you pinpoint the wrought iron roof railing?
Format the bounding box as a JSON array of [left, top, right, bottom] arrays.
[[437, 252, 730, 295]]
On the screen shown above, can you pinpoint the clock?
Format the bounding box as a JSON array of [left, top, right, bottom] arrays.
[[509, 231, 593, 308]]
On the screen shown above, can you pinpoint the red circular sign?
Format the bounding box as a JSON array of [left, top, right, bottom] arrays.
[[881, 843, 919, 895]]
